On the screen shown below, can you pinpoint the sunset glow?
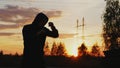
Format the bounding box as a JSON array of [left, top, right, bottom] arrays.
[[0, 0, 106, 56], [68, 44, 78, 57]]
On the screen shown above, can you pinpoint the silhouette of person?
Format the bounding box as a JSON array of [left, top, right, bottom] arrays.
[[22, 12, 59, 68]]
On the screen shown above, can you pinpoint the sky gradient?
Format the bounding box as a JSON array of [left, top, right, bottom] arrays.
[[0, 0, 111, 56]]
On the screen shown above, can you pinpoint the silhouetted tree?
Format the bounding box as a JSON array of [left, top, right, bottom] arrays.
[[15, 52, 19, 57], [91, 43, 101, 57], [0, 50, 3, 56], [51, 42, 58, 56], [102, 0, 120, 50], [44, 42, 50, 56], [78, 43, 88, 56], [56, 42, 66, 56]]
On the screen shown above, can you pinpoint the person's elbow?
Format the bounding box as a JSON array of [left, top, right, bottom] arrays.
[[53, 33, 59, 38]]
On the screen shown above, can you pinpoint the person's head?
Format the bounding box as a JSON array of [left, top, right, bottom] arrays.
[[32, 12, 48, 27]]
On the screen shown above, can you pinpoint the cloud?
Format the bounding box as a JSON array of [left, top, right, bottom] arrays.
[[0, 32, 16, 36], [0, 24, 19, 30], [58, 33, 102, 39], [0, 5, 62, 30], [59, 33, 77, 39], [44, 11, 62, 18], [0, 5, 38, 23]]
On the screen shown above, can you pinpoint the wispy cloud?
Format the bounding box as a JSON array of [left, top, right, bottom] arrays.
[[0, 5, 62, 30], [0, 5, 38, 23], [0, 24, 19, 30], [44, 11, 62, 18], [0, 32, 16, 36], [59, 33, 77, 39]]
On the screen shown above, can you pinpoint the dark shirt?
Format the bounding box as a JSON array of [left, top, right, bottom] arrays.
[[22, 24, 58, 67]]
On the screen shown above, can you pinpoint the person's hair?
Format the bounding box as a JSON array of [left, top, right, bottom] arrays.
[[32, 12, 48, 26]]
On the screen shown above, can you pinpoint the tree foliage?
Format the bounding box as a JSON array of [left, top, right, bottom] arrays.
[[51, 42, 58, 56], [78, 43, 88, 56], [102, 0, 120, 50], [91, 43, 101, 56], [44, 42, 51, 56], [50, 42, 66, 56], [57, 42, 66, 56]]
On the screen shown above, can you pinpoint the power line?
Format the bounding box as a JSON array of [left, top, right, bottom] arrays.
[[75, 18, 103, 39], [75, 17, 85, 41]]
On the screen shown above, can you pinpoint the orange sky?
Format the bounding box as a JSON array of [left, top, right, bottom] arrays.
[[0, 0, 107, 56]]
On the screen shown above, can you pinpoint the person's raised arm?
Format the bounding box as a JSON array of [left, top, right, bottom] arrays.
[[46, 22, 59, 38]]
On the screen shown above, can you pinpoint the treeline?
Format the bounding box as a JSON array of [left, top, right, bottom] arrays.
[[44, 42, 67, 56], [0, 41, 105, 67], [0, 50, 104, 68], [44, 42, 104, 57], [0, 51, 22, 67]]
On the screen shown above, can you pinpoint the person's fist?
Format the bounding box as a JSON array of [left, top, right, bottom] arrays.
[[48, 22, 54, 27]]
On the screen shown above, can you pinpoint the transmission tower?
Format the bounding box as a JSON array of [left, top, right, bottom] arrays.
[[76, 17, 85, 42]]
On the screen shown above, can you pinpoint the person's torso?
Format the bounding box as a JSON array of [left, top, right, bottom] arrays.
[[23, 24, 48, 55]]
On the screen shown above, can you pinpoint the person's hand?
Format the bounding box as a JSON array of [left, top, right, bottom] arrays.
[[48, 22, 54, 27]]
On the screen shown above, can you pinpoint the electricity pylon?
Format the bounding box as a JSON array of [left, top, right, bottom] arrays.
[[76, 17, 85, 42]]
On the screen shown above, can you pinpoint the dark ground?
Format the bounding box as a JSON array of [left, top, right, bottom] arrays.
[[0, 53, 120, 68]]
